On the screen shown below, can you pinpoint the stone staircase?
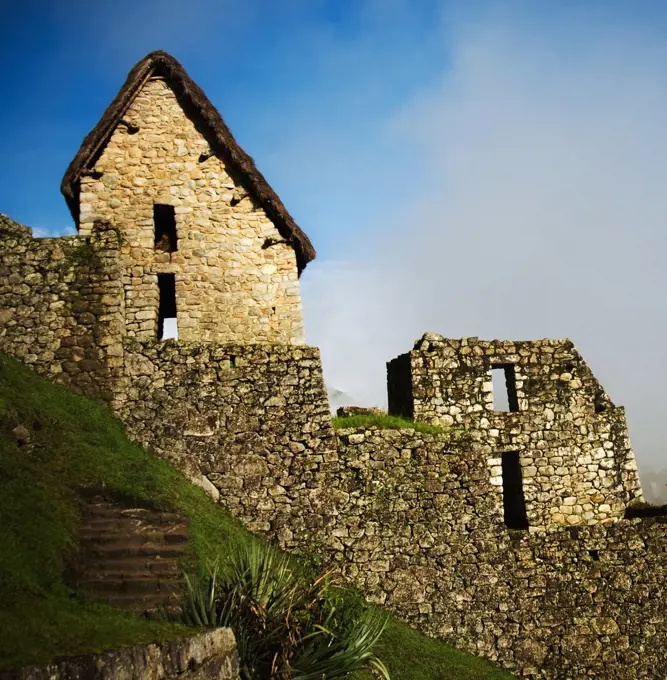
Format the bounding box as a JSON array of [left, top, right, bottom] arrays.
[[65, 494, 190, 613]]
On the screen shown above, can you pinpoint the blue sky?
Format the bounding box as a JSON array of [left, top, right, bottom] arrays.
[[3, 0, 667, 491], [0, 0, 446, 256]]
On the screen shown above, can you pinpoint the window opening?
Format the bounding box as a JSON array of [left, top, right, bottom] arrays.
[[501, 451, 529, 530], [492, 365, 519, 412], [157, 274, 177, 340], [154, 204, 178, 253]]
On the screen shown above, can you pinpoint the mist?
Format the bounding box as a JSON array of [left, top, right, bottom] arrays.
[[300, 3, 667, 500]]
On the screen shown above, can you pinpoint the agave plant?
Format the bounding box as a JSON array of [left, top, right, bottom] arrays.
[[168, 568, 222, 627], [163, 541, 390, 679]]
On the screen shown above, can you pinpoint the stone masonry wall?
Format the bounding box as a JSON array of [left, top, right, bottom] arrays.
[[0, 214, 124, 399], [387, 334, 643, 528], [2, 210, 663, 679], [294, 427, 666, 680], [114, 341, 340, 540], [108, 336, 666, 679], [80, 76, 303, 344], [0, 628, 238, 680]]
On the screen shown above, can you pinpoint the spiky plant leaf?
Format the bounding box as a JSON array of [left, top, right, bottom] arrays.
[[162, 540, 390, 679], [291, 609, 390, 680]]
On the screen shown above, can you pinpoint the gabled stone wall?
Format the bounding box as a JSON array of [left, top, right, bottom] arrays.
[[387, 334, 643, 528], [79, 77, 303, 345]]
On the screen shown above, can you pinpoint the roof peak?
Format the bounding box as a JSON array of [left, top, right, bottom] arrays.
[[60, 51, 315, 272]]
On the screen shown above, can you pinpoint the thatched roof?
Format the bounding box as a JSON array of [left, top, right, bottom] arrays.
[[61, 50, 315, 272]]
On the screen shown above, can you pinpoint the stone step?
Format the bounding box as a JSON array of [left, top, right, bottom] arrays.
[[85, 512, 186, 528], [79, 528, 189, 545], [85, 502, 184, 523], [84, 515, 186, 529], [68, 494, 191, 612], [84, 540, 188, 559], [81, 557, 181, 577], [78, 576, 183, 596]]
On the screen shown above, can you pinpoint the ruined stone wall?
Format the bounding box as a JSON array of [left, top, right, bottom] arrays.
[[114, 341, 339, 539], [80, 77, 303, 345], [291, 427, 666, 679], [0, 214, 124, 399], [387, 334, 643, 528], [114, 392, 663, 679], [2, 212, 662, 678], [109, 341, 665, 680]]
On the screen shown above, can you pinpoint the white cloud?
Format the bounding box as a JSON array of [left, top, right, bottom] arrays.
[[299, 4, 667, 496], [32, 225, 76, 238], [302, 261, 407, 407]]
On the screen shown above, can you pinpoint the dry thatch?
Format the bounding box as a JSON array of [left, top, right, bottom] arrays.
[[61, 50, 315, 272]]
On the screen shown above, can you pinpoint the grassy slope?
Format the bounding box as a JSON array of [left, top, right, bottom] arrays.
[[0, 353, 512, 678]]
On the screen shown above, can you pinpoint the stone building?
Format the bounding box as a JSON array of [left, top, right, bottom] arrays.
[[387, 333, 644, 529], [61, 50, 314, 344], [3, 50, 666, 680]]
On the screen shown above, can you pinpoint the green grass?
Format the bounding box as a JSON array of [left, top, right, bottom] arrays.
[[0, 352, 512, 678], [359, 618, 513, 680], [333, 413, 449, 436], [0, 352, 253, 669]]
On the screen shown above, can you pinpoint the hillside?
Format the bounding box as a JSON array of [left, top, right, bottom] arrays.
[[0, 352, 512, 679]]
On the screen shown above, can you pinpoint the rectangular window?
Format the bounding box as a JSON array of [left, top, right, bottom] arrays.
[[501, 451, 529, 530], [492, 365, 519, 412], [154, 204, 178, 253], [157, 273, 177, 339]]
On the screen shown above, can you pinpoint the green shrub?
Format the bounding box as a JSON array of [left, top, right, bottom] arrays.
[[163, 542, 390, 680]]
